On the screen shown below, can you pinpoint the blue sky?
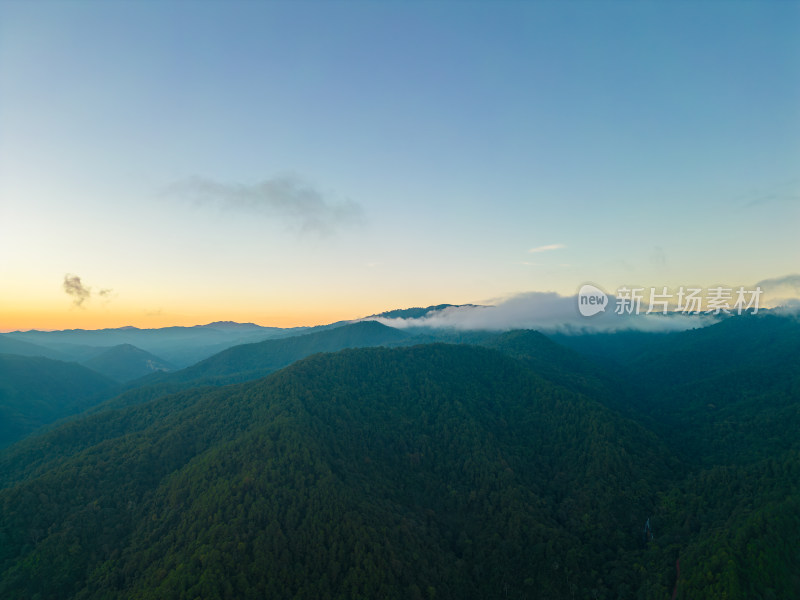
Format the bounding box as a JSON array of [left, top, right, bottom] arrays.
[[1, 1, 798, 330]]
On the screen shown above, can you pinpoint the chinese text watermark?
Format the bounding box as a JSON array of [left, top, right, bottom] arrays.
[[578, 285, 762, 317]]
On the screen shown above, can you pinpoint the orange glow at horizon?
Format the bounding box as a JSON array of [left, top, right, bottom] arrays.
[[1, 277, 454, 332], [0, 303, 386, 333]]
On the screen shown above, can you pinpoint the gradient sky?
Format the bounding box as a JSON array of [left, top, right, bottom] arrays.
[[1, 1, 799, 331]]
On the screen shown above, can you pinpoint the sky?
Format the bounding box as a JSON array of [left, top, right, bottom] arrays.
[[1, 0, 799, 331]]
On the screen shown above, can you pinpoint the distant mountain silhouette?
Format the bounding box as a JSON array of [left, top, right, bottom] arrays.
[[81, 344, 176, 383], [155, 320, 409, 386], [4, 323, 307, 367], [0, 334, 68, 361]]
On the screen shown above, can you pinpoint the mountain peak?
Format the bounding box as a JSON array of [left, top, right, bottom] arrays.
[[368, 304, 479, 320], [197, 321, 262, 329]]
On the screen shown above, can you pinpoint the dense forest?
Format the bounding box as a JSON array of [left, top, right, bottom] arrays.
[[0, 313, 798, 598], [0, 354, 118, 448]]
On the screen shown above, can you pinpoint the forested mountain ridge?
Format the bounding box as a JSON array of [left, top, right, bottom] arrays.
[[0, 314, 798, 598], [0, 354, 119, 449], [607, 314, 800, 468], [0, 327, 609, 486], [0, 344, 678, 599], [367, 303, 474, 320], [136, 319, 409, 387], [0, 320, 410, 438]]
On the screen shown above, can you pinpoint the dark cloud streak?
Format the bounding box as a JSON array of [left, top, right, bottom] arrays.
[[62, 275, 114, 307], [163, 174, 363, 235]]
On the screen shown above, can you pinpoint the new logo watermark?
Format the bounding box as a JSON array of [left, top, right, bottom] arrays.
[[578, 284, 609, 317]]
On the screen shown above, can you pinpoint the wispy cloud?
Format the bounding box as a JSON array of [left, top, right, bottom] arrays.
[[528, 243, 565, 253], [163, 174, 363, 235], [368, 291, 715, 334], [62, 275, 114, 308], [98, 288, 117, 305], [63, 274, 91, 307], [756, 274, 800, 291], [737, 179, 800, 209], [755, 274, 800, 308]]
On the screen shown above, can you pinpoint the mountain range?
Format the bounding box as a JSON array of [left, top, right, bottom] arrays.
[[0, 309, 798, 598], [1, 321, 307, 368]]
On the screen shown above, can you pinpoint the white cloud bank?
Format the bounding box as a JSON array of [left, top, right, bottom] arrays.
[[756, 274, 800, 310], [368, 291, 718, 334]]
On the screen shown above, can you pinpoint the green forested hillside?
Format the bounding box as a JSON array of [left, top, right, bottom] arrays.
[[0, 354, 118, 448], [0, 315, 798, 599], [603, 315, 800, 468], [552, 314, 800, 597], [0, 344, 676, 599]]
